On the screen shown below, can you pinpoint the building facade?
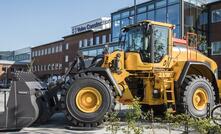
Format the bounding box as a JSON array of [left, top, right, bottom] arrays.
[[111, 0, 207, 43], [31, 17, 112, 80], [31, 40, 64, 79], [0, 47, 31, 63], [207, 1, 221, 77]]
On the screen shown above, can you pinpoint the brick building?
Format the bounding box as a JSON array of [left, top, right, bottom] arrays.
[[31, 40, 64, 79], [31, 17, 111, 80], [207, 1, 221, 78]]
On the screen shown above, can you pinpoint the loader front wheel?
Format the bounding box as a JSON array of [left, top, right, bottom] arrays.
[[61, 73, 115, 128], [180, 75, 215, 117]]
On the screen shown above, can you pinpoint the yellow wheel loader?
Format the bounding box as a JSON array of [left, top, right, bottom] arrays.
[[1, 20, 221, 131], [60, 20, 221, 128]]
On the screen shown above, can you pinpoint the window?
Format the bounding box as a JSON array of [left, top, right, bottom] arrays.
[[137, 13, 147, 22], [137, 6, 146, 14], [212, 9, 221, 23], [41, 50, 44, 56], [65, 55, 69, 62], [121, 18, 129, 27], [168, 0, 179, 4], [83, 51, 89, 56], [90, 38, 93, 46], [59, 45, 62, 52], [59, 64, 62, 70], [48, 48, 51, 54], [212, 41, 221, 55], [121, 11, 129, 18], [35, 51, 37, 57], [55, 64, 58, 70], [56, 46, 59, 53], [84, 39, 87, 47], [51, 64, 54, 70], [48, 64, 51, 70], [148, 10, 155, 20], [44, 65, 47, 71], [89, 50, 97, 56], [152, 26, 169, 62], [79, 40, 82, 48], [112, 20, 120, 39], [156, 0, 166, 8], [32, 52, 35, 57], [148, 4, 154, 11], [97, 49, 103, 55], [156, 8, 166, 22], [113, 13, 120, 20], [96, 36, 100, 45], [168, 4, 180, 25], [109, 34, 111, 42], [45, 49, 47, 55], [199, 12, 208, 25], [52, 47, 55, 53], [102, 35, 106, 44], [65, 43, 69, 50]]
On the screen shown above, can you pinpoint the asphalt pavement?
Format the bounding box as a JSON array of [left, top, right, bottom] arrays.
[[0, 92, 196, 134]]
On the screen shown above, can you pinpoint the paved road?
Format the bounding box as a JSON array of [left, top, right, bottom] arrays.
[[0, 92, 197, 134]]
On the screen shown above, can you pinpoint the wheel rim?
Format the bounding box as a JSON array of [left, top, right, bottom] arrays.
[[192, 88, 208, 111], [76, 87, 102, 113]]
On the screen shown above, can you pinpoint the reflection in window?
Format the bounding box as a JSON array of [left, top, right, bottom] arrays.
[[156, 0, 166, 8], [153, 26, 168, 62], [168, 4, 180, 25], [121, 18, 129, 27], [89, 50, 97, 56], [137, 6, 147, 14], [148, 4, 154, 11], [168, 0, 179, 4], [121, 11, 130, 18], [137, 13, 147, 22], [148, 11, 155, 20], [156, 8, 166, 22], [212, 41, 221, 55], [212, 9, 221, 23], [173, 25, 180, 38], [112, 20, 121, 39], [113, 14, 120, 21]]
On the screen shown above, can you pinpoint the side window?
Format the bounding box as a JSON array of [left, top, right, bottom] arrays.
[[153, 26, 168, 63]]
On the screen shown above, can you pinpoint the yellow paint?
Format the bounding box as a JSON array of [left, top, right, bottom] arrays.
[[99, 20, 220, 111], [76, 87, 102, 113], [192, 88, 208, 111]]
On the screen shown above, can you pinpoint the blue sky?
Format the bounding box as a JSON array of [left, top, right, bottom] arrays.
[[0, 0, 144, 51], [0, 0, 217, 51]]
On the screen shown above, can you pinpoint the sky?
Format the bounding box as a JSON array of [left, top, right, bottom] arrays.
[[0, 0, 147, 51], [0, 0, 217, 51]]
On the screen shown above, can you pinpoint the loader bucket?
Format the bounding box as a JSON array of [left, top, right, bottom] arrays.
[[0, 71, 47, 131]]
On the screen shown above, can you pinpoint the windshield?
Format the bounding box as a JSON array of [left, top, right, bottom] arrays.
[[124, 27, 147, 52]]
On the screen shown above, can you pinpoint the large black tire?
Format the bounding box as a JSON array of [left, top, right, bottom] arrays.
[[60, 73, 115, 127], [180, 75, 216, 117]]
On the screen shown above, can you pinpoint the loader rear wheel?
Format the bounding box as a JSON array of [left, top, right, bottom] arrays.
[[180, 75, 215, 117], [61, 73, 115, 127]]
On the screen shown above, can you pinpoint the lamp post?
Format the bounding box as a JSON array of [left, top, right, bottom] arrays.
[[134, 0, 137, 24]]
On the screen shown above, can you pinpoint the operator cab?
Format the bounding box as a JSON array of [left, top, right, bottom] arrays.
[[121, 21, 173, 63]]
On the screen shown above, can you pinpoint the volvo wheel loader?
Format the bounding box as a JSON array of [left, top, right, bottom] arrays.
[[1, 20, 221, 131]]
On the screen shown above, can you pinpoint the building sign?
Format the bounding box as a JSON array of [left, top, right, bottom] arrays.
[[72, 17, 111, 34]]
